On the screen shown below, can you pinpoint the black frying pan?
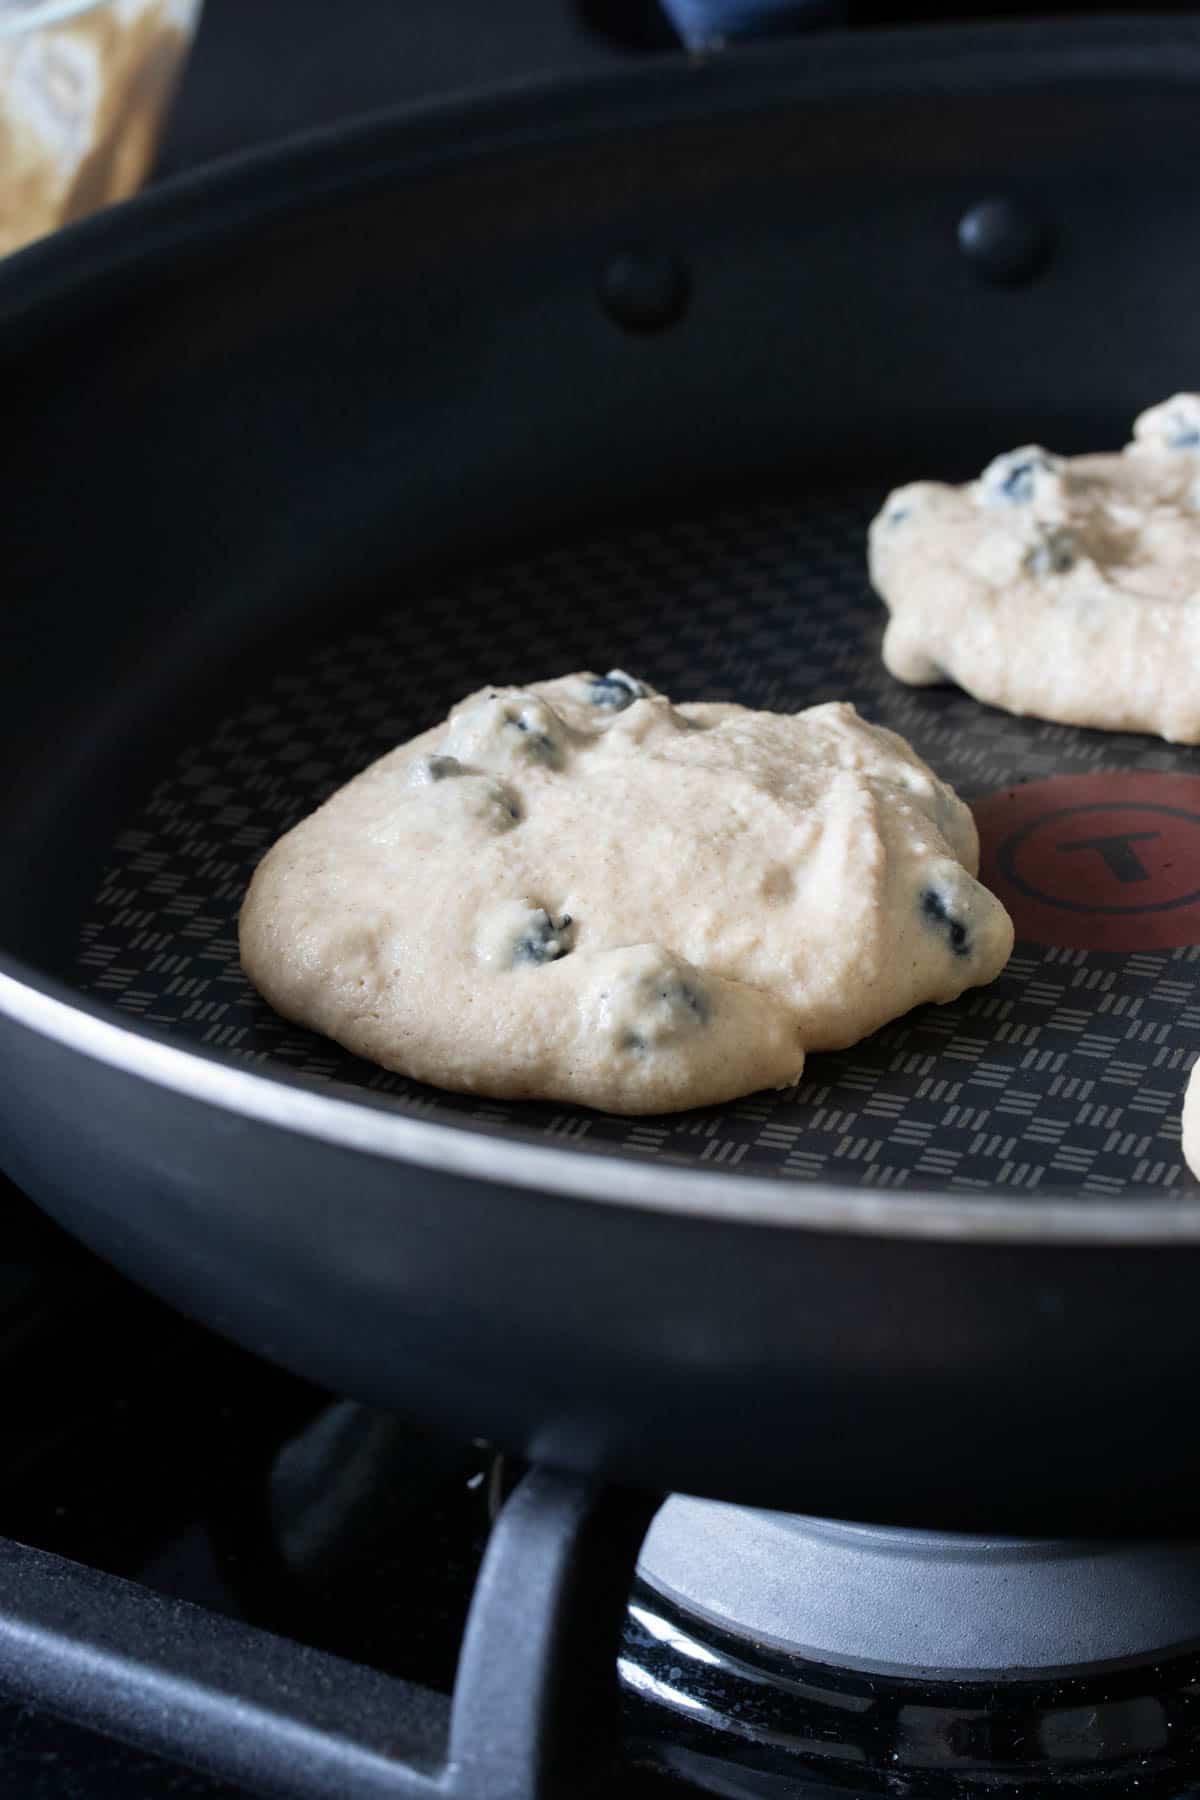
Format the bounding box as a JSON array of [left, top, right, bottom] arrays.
[[3, 17, 1200, 1534]]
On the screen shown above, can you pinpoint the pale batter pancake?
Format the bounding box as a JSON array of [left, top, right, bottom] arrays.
[[239, 676, 1014, 1114], [869, 395, 1200, 743], [1184, 1062, 1200, 1181]]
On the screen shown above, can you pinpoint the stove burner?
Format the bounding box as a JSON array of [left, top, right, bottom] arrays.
[[637, 1501, 1200, 1675], [622, 1499, 1200, 1796]]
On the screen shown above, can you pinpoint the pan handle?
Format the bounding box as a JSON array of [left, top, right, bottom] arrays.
[[658, 0, 848, 44]]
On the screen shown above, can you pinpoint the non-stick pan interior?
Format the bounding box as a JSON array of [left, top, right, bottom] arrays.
[[73, 478, 1199, 1196], [6, 29, 1200, 1207]]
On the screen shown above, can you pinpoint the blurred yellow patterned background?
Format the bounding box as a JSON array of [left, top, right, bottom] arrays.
[[0, 0, 202, 255]]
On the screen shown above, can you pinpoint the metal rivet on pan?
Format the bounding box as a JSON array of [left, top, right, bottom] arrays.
[[599, 247, 689, 333], [957, 197, 1050, 286]]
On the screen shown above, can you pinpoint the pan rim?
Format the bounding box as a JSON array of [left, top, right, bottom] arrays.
[[1, 14, 1200, 338], [5, 16, 1200, 1243], [3, 957, 1198, 1244]]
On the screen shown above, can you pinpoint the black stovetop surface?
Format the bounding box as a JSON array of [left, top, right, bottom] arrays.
[[0, 1169, 691, 1796], [0, 1178, 481, 1796]]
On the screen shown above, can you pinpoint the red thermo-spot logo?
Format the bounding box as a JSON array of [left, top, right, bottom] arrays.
[[974, 772, 1200, 952]]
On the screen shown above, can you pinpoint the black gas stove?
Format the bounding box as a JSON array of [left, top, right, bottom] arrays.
[[7, 2, 1200, 1795], [5, 1166, 1200, 1798]]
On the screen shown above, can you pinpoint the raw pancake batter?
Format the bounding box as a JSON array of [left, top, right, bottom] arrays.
[[869, 395, 1200, 743], [1184, 1062, 1200, 1181], [240, 675, 1014, 1114]]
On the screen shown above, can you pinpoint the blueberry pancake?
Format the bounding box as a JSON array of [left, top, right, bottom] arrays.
[[239, 675, 1014, 1114], [1184, 1061, 1200, 1181], [869, 395, 1200, 744]]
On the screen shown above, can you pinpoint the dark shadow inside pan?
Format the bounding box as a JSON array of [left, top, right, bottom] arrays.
[[71, 479, 1198, 1196]]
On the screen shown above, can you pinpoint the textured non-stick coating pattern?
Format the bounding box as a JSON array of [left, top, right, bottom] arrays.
[[78, 487, 1199, 1195]]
